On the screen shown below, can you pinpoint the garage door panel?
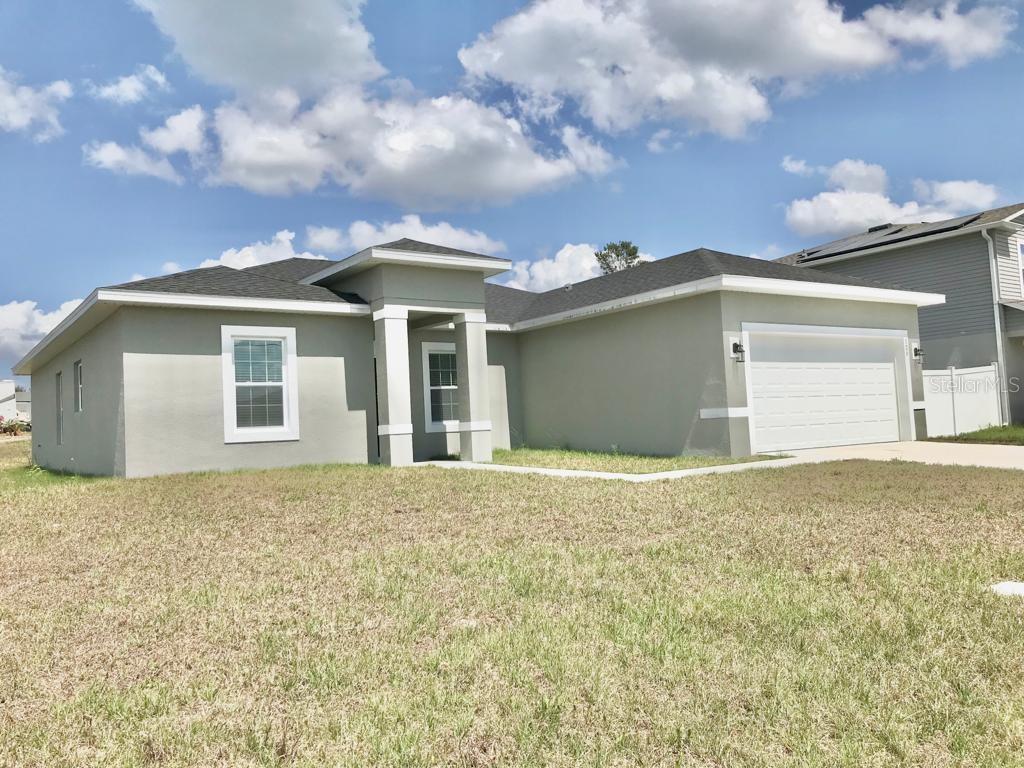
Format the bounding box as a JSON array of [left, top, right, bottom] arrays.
[[750, 361, 900, 452]]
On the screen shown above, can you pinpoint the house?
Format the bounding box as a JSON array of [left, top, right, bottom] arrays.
[[0, 380, 15, 421], [777, 203, 1024, 423], [16, 390, 31, 421], [14, 239, 942, 477]]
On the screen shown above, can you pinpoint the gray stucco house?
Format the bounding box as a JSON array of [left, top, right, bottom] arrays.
[[15, 238, 942, 477], [778, 203, 1024, 424]]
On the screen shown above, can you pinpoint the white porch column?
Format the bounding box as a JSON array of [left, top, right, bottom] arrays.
[[454, 312, 492, 462], [373, 306, 414, 466]]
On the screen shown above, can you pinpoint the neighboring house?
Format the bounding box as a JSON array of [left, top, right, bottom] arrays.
[[16, 390, 31, 421], [14, 238, 942, 477], [0, 380, 15, 421], [777, 203, 1024, 423]]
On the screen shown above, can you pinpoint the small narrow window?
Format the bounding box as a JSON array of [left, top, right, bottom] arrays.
[[221, 326, 299, 443], [73, 360, 83, 412], [422, 342, 458, 432], [55, 371, 63, 445], [1018, 243, 1023, 296]]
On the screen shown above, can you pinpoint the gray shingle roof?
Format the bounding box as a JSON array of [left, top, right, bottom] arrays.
[[244, 257, 338, 282], [375, 238, 506, 261], [485, 248, 902, 324], [776, 202, 1024, 265], [483, 284, 540, 324], [105, 266, 366, 304]]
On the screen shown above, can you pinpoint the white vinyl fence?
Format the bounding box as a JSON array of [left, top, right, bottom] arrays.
[[922, 364, 1002, 437]]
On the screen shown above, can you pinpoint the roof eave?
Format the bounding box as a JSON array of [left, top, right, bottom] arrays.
[[508, 274, 945, 332], [14, 289, 371, 375], [302, 246, 512, 284]]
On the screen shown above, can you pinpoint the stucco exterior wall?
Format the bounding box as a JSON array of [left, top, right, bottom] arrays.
[[486, 332, 525, 449], [407, 328, 522, 460], [516, 293, 731, 456], [718, 293, 923, 453], [331, 264, 486, 310], [30, 311, 126, 476], [119, 307, 376, 477]]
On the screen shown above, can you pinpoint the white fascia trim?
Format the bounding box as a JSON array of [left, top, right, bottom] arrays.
[[221, 325, 300, 444], [373, 304, 486, 322], [719, 275, 945, 307], [509, 275, 944, 332], [792, 221, 1018, 268], [14, 289, 100, 375], [699, 407, 751, 419], [302, 247, 511, 284], [99, 289, 370, 316]]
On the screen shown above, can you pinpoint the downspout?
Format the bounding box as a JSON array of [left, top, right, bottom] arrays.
[[982, 227, 1011, 425]]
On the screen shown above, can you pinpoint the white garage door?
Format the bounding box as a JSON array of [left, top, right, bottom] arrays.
[[750, 361, 901, 452]]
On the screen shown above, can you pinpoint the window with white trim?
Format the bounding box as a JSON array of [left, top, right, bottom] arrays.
[[73, 360, 83, 412], [221, 326, 300, 443], [55, 371, 63, 446], [1018, 242, 1024, 298], [421, 342, 458, 432]]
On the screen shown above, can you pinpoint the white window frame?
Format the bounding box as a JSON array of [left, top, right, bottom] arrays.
[[73, 360, 83, 413], [1017, 241, 1024, 298], [221, 325, 300, 444], [421, 341, 459, 433], [55, 370, 63, 446]]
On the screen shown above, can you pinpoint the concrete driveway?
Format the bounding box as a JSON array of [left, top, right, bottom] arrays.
[[789, 440, 1024, 471]]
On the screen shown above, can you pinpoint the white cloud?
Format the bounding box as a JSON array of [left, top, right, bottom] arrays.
[[647, 128, 680, 154], [161, 261, 182, 274], [132, 0, 385, 95], [89, 64, 168, 104], [864, 2, 1015, 69], [82, 141, 184, 184], [305, 226, 348, 254], [141, 105, 207, 156], [84, 106, 209, 184], [307, 214, 507, 255], [505, 243, 603, 291], [783, 157, 1000, 237], [0, 299, 82, 364], [0, 66, 72, 142], [781, 155, 815, 177], [211, 88, 612, 207], [199, 229, 326, 269], [459, 0, 1015, 137], [826, 158, 888, 195], [912, 178, 999, 211]]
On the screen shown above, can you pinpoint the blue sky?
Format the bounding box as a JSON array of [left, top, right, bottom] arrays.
[[1, 0, 1022, 379]]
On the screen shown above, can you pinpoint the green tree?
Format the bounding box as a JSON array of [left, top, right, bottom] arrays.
[[595, 240, 641, 275]]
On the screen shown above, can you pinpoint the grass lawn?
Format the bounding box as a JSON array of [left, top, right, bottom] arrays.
[[2, 441, 1024, 766], [490, 447, 773, 474], [930, 424, 1024, 446]]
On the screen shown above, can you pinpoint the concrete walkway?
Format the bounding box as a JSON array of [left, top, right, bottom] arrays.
[[423, 440, 1024, 483], [424, 454, 809, 483], [789, 440, 1024, 471]]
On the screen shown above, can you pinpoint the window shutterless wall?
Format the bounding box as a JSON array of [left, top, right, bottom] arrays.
[[29, 310, 126, 476], [119, 307, 376, 477]]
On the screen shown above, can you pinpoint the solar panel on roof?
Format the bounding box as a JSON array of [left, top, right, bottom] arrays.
[[798, 213, 982, 263]]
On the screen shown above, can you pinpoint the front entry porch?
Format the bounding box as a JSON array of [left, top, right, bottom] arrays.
[[373, 305, 493, 466]]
